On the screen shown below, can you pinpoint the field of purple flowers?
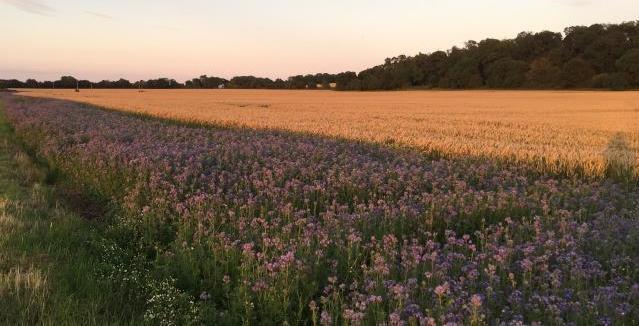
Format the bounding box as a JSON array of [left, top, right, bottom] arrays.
[[3, 94, 639, 325]]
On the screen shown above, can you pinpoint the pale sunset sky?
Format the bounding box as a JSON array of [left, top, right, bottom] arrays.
[[1, 0, 638, 82]]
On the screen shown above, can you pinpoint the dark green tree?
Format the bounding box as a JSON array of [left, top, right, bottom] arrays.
[[590, 73, 629, 90], [526, 58, 561, 88], [485, 58, 528, 88], [616, 49, 639, 86], [562, 58, 596, 88], [440, 56, 483, 89]]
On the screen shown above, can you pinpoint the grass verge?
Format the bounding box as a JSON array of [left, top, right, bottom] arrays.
[[0, 101, 144, 325]]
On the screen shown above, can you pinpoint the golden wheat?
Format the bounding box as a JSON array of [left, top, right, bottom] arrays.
[[16, 89, 639, 178]]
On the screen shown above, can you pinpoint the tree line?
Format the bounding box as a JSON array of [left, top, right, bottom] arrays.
[[0, 74, 338, 90], [2, 21, 638, 91], [337, 21, 639, 90]]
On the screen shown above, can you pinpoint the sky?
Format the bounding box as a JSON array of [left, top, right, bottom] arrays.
[[1, 0, 638, 82]]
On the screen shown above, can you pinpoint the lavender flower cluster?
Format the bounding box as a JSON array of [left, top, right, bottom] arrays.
[[4, 95, 638, 325]]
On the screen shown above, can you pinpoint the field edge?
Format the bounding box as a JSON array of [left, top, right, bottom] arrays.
[[0, 99, 150, 325]]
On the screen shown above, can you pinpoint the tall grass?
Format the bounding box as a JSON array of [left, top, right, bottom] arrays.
[[0, 100, 166, 325]]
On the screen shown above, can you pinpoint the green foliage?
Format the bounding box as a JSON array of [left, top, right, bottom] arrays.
[[616, 48, 639, 86], [335, 71, 359, 90], [513, 31, 563, 61], [440, 56, 483, 89], [527, 57, 562, 88], [144, 278, 199, 325], [187, 75, 228, 89], [590, 73, 630, 90], [342, 21, 639, 90], [0, 101, 202, 324], [229, 76, 277, 89], [0, 104, 140, 324], [562, 57, 596, 87], [485, 58, 528, 88]]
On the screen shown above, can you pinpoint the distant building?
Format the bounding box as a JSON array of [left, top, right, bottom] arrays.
[[218, 84, 225, 89], [316, 83, 337, 89]]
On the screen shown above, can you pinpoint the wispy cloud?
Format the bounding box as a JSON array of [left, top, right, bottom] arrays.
[[0, 0, 54, 16], [83, 10, 114, 20]]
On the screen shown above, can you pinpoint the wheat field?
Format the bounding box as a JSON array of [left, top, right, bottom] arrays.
[[15, 89, 639, 178]]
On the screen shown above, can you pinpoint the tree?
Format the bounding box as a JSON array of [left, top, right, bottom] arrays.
[[616, 49, 639, 86], [229, 76, 274, 89], [475, 38, 513, 82], [526, 58, 561, 88], [512, 31, 562, 61], [346, 79, 361, 91], [561, 57, 595, 88], [56, 76, 78, 88], [563, 25, 601, 58], [583, 29, 630, 73], [304, 74, 318, 89], [335, 72, 358, 90], [25, 79, 39, 88], [273, 79, 288, 89], [590, 73, 629, 90], [414, 51, 448, 87], [143, 78, 183, 89], [195, 75, 227, 89], [359, 70, 383, 90], [114, 78, 132, 88], [288, 75, 307, 89], [314, 73, 336, 88], [78, 80, 92, 88], [485, 58, 528, 88], [439, 56, 483, 89]]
